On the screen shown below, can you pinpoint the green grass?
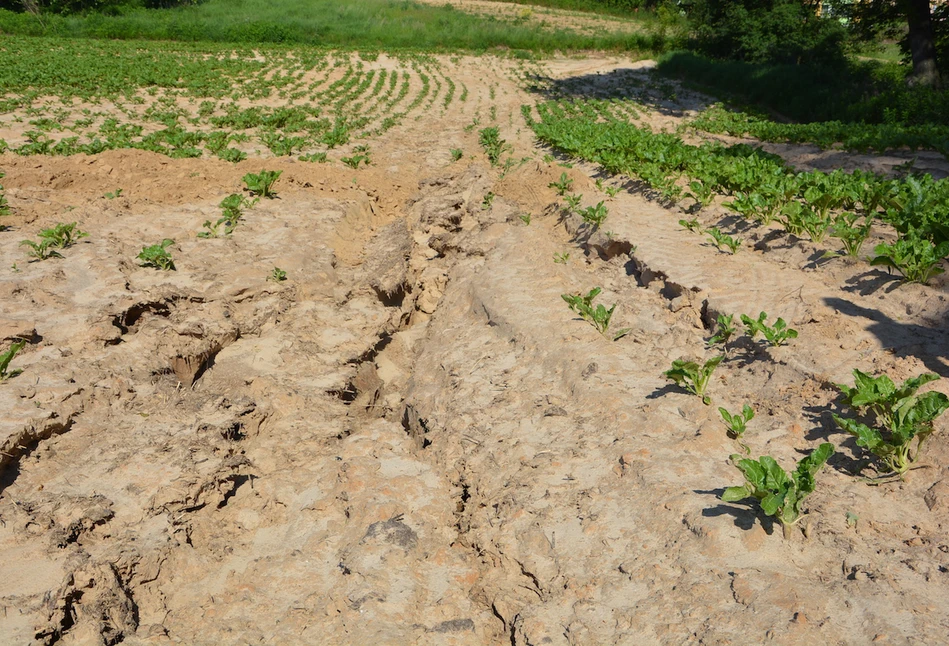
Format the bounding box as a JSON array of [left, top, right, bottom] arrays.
[[0, 0, 672, 53]]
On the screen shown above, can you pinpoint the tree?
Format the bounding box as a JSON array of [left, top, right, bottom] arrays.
[[842, 0, 942, 86]]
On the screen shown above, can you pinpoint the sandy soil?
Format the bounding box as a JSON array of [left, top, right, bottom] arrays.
[[2, 52, 949, 646]]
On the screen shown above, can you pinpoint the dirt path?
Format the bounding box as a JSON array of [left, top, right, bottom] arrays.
[[1, 52, 949, 645]]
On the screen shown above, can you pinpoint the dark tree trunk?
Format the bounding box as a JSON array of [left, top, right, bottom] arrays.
[[906, 0, 940, 87]]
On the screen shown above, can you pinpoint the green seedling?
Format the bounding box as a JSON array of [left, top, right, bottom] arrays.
[[562, 287, 630, 341], [741, 312, 798, 347], [678, 217, 701, 232], [604, 185, 620, 198], [722, 443, 834, 539], [719, 403, 755, 453], [450, 147, 463, 162], [708, 313, 737, 347], [833, 370, 949, 477], [685, 179, 714, 209], [780, 201, 832, 243], [481, 192, 495, 210], [870, 231, 949, 285], [579, 201, 608, 228], [104, 188, 123, 199], [663, 355, 724, 405], [20, 239, 62, 261], [829, 212, 873, 258], [563, 193, 583, 213], [341, 154, 369, 169], [705, 227, 742, 254], [519, 213, 531, 225], [268, 267, 287, 282], [242, 170, 282, 198], [138, 239, 176, 270], [478, 126, 510, 166], [553, 252, 570, 264], [299, 152, 328, 163], [38, 222, 88, 249], [0, 171, 10, 217], [0, 341, 25, 381], [549, 171, 573, 196]]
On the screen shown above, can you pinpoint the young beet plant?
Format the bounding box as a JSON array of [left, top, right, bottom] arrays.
[[741, 311, 798, 347], [720, 403, 754, 453], [579, 201, 608, 228], [833, 370, 949, 478], [549, 171, 573, 196], [708, 313, 737, 347], [138, 239, 176, 270], [0, 341, 25, 381], [722, 443, 834, 539], [21, 222, 88, 260], [705, 227, 742, 254], [870, 230, 949, 285], [243, 170, 282, 198], [562, 287, 630, 341], [663, 355, 724, 405]]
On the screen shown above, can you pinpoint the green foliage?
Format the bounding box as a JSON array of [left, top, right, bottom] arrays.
[[104, 188, 123, 199], [481, 192, 495, 210], [479, 127, 510, 167], [450, 147, 463, 162], [563, 193, 583, 213], [341, 154, 369, 169], [678, 217, 701, 232], [705, 227, 741, 254], [870, 231, 949, 285], [562, 287, 630, 341], [37, 222, 88, 249], [553, 251, 570, 264], [519, 213, 531, 225], [740, 311, 798, 347], [299, 152, 327, 163], [708, 313, 736, 346], [138, 239, 176, 270], [663, 355, 724, 405], [830, 212, 873, 258], [579, 201, 608, 228], [549, 171, 573, 195], [0, 171, 9, 218], [20, 239, 63, 261], [719, 403, 754, 452], [779, 201, 831, 242], [0, 341, 25, 382], [243, 169, 282, 198], [268, 266, 287, 282], [685, 179, 714, 209], [834, 370, 949, 476], [722, 443, 834, 538]]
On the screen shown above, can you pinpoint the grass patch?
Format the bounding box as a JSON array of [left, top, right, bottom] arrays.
[[0, 0, 672, 53]]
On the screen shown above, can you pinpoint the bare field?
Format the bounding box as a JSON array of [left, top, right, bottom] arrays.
[[2, 51, 949, 646]]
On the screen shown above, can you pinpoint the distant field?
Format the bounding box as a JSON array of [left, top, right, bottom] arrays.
[[0, 0, 671, 53]]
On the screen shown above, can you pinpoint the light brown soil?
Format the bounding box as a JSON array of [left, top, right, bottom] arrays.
[[2, 53, 949, 646]]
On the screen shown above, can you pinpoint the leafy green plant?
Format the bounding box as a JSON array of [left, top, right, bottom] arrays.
[[705, 227, 742, 254], [0, 341, 25, 381], [268, 267, 287, 282], [479, 126, 510, 167], [549, 171, 573, 196], [829, 212, 873, 258], [870, 231, 949, 285], [563, 193, 583, 213], [138, 239, 176, 270], [579, 201, 608, 228], [833, 370, 949, 477], [0, 171, 10, 217], [243, 170, 282, 199], [450, 147, 463, 162], [519, 213, 531, 225], [553, 251, 570, 264], [481, 192, 495, 210], [719, 403, 754, 453], [780, 201, 832, 243], [562, 287, 630, 341], [685, 179, 714, 209], [341, 154, 369, 169], [679, 217, 701, 232], [708, 313, 737, 347], [663, 355, 724, 405], [721, 443, 834, 539], [104, 188, 123, 199], [299, 152, 328, 163], [20, 239, 62, 261], [741, 312, 798, 347], [38, 222, 88, 249]]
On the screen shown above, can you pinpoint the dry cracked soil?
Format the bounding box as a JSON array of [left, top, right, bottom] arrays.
[[2, 52, 949, 646]]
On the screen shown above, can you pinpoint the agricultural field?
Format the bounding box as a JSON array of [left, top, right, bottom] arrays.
[[3, 9, 949, 646]]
